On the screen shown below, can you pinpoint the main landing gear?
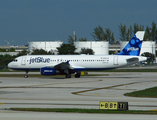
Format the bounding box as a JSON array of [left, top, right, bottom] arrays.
[[24, 71, 28, 78], [75, 71, 81, 78], [66, 74, 71, 78], [65, 71, 81, 78]]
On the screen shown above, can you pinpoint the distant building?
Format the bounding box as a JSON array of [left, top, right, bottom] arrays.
[[0, 41, 157, 56], [74, 41, 109, 55], [28, 41, 63, 54], [0, 52, 19, 56]]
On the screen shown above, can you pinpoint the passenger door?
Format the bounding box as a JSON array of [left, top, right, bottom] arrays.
[[113, 56, 118, 65], [21, 57, 26, 65]]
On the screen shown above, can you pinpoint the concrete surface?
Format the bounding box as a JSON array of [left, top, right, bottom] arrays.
[[0, 111, 157, 120], [0, 72, 157, 119]]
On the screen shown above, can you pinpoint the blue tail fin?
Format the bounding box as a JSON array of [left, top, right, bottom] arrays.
[[117, 31, 145, 56]]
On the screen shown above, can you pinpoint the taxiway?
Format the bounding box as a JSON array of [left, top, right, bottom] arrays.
[[0, 72, 157, 119]]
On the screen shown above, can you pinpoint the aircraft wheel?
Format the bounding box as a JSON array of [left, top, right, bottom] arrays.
[[66, 74, 71, 78], [24, 70, 28, 78], [75, 74, 80, 78], [24, 75, 28, 78], [75, 71, 81, 78]]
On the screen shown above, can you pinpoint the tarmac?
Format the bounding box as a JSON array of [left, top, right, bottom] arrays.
[[0, 72, 157, 119]]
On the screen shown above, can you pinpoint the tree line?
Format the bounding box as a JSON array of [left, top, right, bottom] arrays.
[[91, 21, 157, 43], [0, 49, 28, 69]]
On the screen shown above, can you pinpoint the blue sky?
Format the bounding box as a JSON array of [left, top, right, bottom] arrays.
[[0, 0, 157, 46]]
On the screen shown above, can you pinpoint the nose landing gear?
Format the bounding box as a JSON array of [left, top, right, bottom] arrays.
[[24, 71, 28, 78]]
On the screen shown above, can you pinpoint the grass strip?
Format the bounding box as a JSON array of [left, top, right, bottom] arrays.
[[104, 69, 157, 72], [0, 74, 106, 78], [11, 108, 157, 114], [1, 69, 157, 73], [0, 74, 42, 77], [124, 86, 157, 98]]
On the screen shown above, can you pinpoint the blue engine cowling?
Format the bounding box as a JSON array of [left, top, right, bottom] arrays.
[[40, 67, 57, 75]]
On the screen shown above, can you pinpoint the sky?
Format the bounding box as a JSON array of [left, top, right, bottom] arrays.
[[0, 0, 157, 46]]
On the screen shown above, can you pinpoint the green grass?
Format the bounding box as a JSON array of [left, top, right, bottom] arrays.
[[0, 69, 13, 72], [1, 68, 157, 73], [104, 69, 157, 72], [10, 108, 157, 114], [0, 74, 43, 77], [124, 86, 157, 98], [0, 73, 107, 78]]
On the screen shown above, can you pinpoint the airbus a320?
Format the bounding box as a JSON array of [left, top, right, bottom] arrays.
[[8, 31, 147, 78]]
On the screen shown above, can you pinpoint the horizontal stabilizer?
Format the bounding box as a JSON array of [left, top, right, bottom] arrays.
[[127, 58, 139, 64]]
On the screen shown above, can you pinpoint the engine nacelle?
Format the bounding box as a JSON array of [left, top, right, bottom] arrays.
[[40, 67, 57, 76]]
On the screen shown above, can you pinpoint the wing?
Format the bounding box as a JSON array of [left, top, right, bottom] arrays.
[[54, 62, 73, 70], [45, 61, 74, 75]]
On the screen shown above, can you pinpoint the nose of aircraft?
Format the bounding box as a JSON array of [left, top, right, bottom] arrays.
[[8, 62, 12, 68]]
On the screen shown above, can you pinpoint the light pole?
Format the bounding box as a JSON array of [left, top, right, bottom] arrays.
[[5, 40, 10, 52]]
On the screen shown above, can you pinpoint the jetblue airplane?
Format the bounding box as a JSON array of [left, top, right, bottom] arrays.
[[8, 31, 147, 78]]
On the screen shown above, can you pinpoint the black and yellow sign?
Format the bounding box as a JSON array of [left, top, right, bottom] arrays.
[[99, 101, 128, 110], [0, 103, 4, 105], [117, 102, 128, 110]]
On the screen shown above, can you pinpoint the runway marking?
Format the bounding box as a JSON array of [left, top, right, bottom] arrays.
[[108, 88, 136, 90], [72, 81, 151, 95]]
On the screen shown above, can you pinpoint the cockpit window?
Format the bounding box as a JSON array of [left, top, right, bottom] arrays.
[[13, 59, 18, 62]]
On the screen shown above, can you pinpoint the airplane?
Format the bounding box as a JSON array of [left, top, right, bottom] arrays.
[[8, 31, 147, 78]]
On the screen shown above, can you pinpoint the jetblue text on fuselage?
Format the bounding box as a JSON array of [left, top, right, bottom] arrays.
[[29, 57, 50, 64]]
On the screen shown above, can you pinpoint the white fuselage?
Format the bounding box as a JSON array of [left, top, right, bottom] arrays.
[[8, 55, 147, 71]]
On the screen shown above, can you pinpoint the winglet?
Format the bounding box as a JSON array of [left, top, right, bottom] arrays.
[[66, 60, 70, 65], [117, 31, 145, 56]]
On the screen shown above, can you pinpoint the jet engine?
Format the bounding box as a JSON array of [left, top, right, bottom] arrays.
[[40, 67, 57, 75]]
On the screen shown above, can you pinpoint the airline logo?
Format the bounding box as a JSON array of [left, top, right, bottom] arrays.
[[127, 47, 139, 52], [29, 57, 50, 64], [44, 70, 53, 72]]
